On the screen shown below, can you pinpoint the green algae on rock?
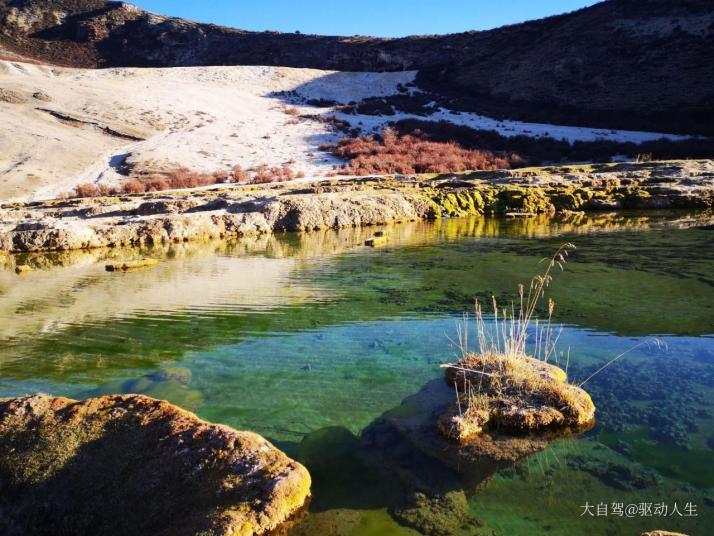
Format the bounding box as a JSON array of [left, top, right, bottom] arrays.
[[0, 394, 311, 536], [1, 160, 712, 253]]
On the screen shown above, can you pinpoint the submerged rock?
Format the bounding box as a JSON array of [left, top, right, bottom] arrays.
[[287, 377, 578, 536], [0, 394, 311, 536], [105, 258, 158, 271], [360, 379, 564, 534], [364, 235, 388, 247], [392, 490, 469, 536], [13, 264, 32, 275]]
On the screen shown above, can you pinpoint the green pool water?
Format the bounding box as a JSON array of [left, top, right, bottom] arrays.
[[1, 212, 713, 535]]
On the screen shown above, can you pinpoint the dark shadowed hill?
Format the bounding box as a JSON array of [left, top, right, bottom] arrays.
[[1, 0, 713, 135]]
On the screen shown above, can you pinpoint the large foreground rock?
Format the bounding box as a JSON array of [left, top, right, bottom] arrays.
[[0, 394, 311, 536]]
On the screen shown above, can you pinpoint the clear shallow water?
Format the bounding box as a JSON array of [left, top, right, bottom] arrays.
[[1, 212, 713, 535]]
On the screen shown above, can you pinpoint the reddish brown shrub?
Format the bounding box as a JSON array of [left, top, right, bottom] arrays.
[[211, 171, 231, 184], [144, 176, 171, 192], [281, 163, 295, 180], [98, 184, 117, 196], [328, 127, 516, 176], [250, 163, 298, 184], [161, 167, 218, 189], [252, 164, 272, 184], [68, 161, 303, 198], [73, 183, 100, 198], [231, 165, 249, 182], [391, 119, 714, 165], [123, 179, 146, 194]]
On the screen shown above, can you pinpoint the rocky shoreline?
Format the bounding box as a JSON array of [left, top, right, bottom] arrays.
[[1, 160, 712, 253]]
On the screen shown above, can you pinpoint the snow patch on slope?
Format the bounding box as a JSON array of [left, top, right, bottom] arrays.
[[335, 107, 690, 144]]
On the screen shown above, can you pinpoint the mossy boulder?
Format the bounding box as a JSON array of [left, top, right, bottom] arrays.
[[441, 353, 595, 442], [624, 189, 653, 209], [550, 192, 581, 211], [494, 187, 554, 215], [585, 191, 624, 210], [549, 188, 591, 211], [432, 189, 485, 217], [0, 394, 311, 536]]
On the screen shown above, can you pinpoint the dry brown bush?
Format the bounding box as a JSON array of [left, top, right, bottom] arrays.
[[70, 166, 225, 198], [329, 127, 516, 175], [73, 183, 101, 197], [251, 163, 297, 184], [231, 165, 249, 182], [144, 176, 171, 192], [122, 179, 146, 194], [68, 162, 300, 198], [211, 171, 231, 184]]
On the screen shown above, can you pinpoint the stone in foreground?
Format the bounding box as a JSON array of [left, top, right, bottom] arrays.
[[0, 394, 311, 536]]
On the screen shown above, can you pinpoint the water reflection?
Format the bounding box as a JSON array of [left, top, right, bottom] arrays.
[[2, 211, 711, 343]]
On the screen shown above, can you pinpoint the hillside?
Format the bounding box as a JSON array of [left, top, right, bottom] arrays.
[[3, 59, 702, 202], [1, 0, 713, 135]]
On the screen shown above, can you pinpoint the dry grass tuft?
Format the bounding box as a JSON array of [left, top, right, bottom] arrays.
[[439, 243, 597, 441]]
